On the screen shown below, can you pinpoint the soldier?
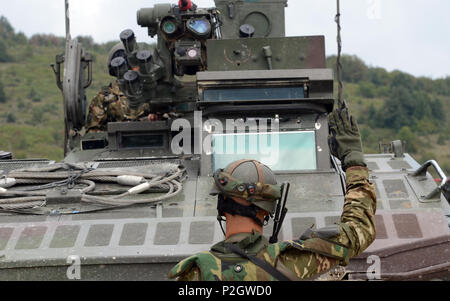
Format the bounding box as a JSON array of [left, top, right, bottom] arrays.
[[86, 44, 159, 133], [168, 108, 377, 281]]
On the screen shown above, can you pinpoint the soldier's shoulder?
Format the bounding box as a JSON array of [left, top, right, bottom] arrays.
[[109, 81, 124, 96], [272, 240, 308, 253], [89, 84, 113, 103], [262, 240, 323, 266], [168, 251, 219, 279], [274, 238, 350, 264], [97, 82, 122, 98], [263, 240, 297, 260]]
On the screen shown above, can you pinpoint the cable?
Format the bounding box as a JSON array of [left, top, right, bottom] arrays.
[[335, 0, 346, 110], [0, 164, 187, 215]]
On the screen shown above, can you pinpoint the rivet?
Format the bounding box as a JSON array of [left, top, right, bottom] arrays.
[[234, 264, 243, 273]]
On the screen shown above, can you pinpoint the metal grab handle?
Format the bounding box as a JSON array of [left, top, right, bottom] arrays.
[[51, 54, 65, 91], [412, 160, 448, 200], [83, 53, 93, 89]]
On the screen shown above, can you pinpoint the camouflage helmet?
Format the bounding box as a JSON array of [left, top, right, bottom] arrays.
[[107, 43, 127, 77], [210, 159, 281, 215]]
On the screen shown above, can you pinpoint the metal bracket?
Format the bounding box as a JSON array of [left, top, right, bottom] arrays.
[[379, 140, 405, 157], [411, 160, 449, 201], [391, 140, 404, 158], [51, 54, 65, 91], [227, 2, 235, 19], [83, 52, 93, 89], [45, 188, 82, 204]]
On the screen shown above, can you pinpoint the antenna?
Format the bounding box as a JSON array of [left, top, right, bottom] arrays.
[[335, 0, 346, 109], [65, 0, 71, 41]]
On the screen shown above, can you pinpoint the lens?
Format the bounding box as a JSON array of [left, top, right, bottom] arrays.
[[120, 29, 137, 53], [123, 70, 139, 83], [187, 19, 211, 37], [137, 50, 152, 63], [110, 57, 128, 78], [162, 20, 177, 35], [123, 70, 142, 100], [187, 48, 198, 58]]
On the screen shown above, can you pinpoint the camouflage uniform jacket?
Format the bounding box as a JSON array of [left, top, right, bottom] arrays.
[[86, 82, 150, 132], [168, 166, 377, 281]]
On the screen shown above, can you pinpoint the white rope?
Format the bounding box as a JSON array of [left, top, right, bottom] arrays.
[[0, 165, 187, 213]]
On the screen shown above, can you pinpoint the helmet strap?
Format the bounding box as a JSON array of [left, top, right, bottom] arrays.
[[217, 215, 226, 236], [217, 195, 264, 227]]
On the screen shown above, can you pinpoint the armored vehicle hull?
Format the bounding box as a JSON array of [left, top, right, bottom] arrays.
[[0, 143, 449, 281]]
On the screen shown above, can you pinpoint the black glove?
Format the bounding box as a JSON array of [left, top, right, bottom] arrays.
[[328, 108, 366, 171]]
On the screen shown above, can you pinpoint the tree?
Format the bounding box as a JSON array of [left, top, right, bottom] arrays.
[[0, 80, 6, 103], [366, 104, 378, 127], [17, 99, 25, 110], [412, 92, 432, 121], [31, 109, 44, 124], [398, 126, 418, 153], [28, 87, 41, 102], [360, 127, 369, 139], [377, 87, 413, 130], [358, 82, 376, 98], [389, 71, 415, 91], [0, 39, 12, 62], [430, 98, 446, 121], [367, 67, 390, 86], [76, 35, 95, 49], [30, 34, 64, 47], [432, 77, 450, 96], [6, 112, 16, 123], [415, 76, 434, 94], [0, 16, 14, 38], [327, 54, 368, 83], [13, 31, 27, 44]]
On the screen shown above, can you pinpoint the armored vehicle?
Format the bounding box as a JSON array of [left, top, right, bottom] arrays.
[[0, 0, 449, 280]]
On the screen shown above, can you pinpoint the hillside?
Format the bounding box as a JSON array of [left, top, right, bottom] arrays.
[[0, 16, 449, 174], [326, 55, 450, 173]]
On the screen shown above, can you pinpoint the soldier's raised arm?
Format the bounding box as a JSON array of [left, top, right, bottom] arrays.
[[328, 108, 377, 257], [277, 108, 377, 279]]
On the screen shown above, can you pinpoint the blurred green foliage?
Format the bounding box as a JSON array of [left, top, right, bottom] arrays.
[[0, 80, 5, 103]]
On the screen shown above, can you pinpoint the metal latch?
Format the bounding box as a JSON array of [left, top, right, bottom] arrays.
[[379, 140, 405, 157], [46, 188, 82, 204]]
